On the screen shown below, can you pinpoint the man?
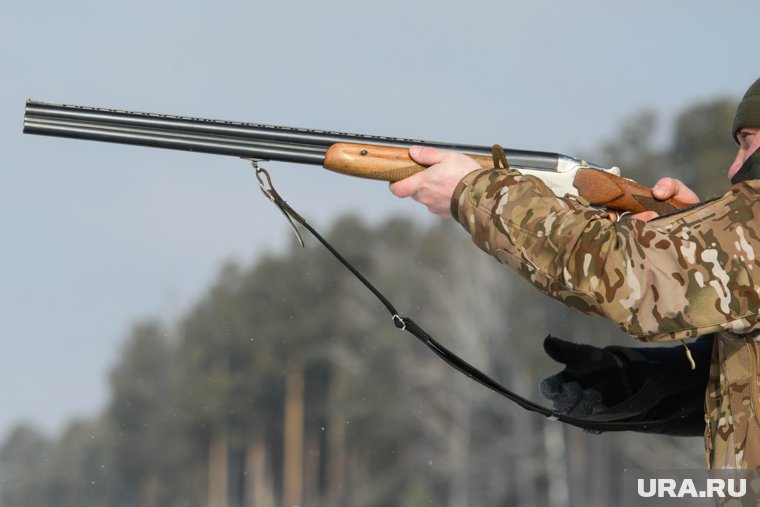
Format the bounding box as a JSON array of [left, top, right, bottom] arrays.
[[390, 77, 760, 469]]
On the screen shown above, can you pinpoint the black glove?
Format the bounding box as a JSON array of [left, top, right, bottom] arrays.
[[539, 336, 631, 417], [539, 334, 713, 435]]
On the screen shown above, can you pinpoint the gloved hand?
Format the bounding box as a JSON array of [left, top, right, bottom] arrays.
[[539, 334, 712, 423], [539, 336, 635, 417]]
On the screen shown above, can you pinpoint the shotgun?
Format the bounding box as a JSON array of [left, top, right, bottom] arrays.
[[23, 100, 687, 214]]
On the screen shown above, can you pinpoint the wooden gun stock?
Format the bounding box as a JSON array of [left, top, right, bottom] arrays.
[[572, 168, 689, 215], [323, 143, 691, 215]]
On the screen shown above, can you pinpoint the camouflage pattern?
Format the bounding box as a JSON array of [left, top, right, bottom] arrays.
[[451, 168, 760, 469]]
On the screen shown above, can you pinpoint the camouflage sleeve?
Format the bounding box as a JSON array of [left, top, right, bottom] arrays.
[[451, 168, 760, 342]]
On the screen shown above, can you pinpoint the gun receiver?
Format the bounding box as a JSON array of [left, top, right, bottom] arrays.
[[23, 100, 688, 214]]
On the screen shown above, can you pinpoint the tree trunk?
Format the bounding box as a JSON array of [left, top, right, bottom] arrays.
[[327, 414, 346, 507], [139, 473, 159, 507], [303, 432, 320, 506], [283, 359, 304, 507], [244, 438, 275, 507], [543, 422, 569, 507], [208, 354, 230, 507], [208, 430, 229, 507], [447, 397, 471, 507]]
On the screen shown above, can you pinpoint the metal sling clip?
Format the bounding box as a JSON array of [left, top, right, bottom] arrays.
[[252, 161, 305, 247]]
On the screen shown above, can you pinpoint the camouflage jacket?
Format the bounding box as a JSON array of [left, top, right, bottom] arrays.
[[451, 168, 760, 469]]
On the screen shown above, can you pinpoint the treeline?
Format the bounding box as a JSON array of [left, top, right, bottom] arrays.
[[0, 98, 739, 507]]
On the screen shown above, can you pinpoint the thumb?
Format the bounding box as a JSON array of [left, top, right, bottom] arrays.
[[543, 335, 599, 367], [389, 172, 422, 198], [409, 145, 447, 166]]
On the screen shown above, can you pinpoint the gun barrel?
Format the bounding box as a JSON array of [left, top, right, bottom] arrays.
[[23, 100, 564, 170], [23, 115, 328, 164]]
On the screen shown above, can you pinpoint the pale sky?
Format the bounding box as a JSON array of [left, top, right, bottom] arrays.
[[1, 0, 758, 440]]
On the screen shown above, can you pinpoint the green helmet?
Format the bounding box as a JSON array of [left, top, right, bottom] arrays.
[[733, 77, 760, 143]]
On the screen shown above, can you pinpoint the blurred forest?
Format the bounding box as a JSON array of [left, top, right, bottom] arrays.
[[0, 97, 741, 507]]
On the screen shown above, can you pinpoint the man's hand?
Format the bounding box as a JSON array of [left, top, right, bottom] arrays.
[[625, 177, 700, 222], [539, 335, 713, 435], [389, 146, 481, 218], [390, 148, 700, 221], [540, 336, 626, 417]]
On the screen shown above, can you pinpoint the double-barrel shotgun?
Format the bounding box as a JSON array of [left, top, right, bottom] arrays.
[[23, 100, 687, 214]]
